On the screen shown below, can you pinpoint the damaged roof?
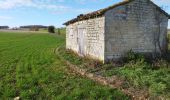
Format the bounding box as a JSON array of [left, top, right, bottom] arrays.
[[63, 0, 170, 25]]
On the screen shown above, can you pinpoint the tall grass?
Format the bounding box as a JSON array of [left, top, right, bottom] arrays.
[[101, 50, 170, 98], [59, 45, 170, 99]]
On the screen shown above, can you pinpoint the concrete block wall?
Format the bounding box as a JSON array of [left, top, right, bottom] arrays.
[[66, 0, 169, 62], [66, 17, 105, 61], [104, 0, 169, 61]]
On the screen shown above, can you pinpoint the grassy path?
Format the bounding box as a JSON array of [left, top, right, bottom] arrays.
[[0, 32, 128, 99]]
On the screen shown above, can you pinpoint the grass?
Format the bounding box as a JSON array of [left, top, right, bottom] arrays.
[[103, 61, 170, 98], [58, 31, 170, 99], [111, 32, 170, 99], [59, 45, 170, 99], [0, 32, 129, 99], [59, 48, 87, 65]]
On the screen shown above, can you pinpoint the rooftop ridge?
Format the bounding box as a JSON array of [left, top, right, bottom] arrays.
[[63, 0, 170, 25]]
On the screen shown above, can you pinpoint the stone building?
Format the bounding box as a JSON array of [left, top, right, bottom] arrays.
[[63, 0, 170, 63]]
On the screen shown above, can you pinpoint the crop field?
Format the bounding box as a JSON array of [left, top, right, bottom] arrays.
[[0, 32, 128, 99]]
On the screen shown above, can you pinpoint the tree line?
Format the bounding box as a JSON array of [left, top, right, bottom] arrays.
[[20, 25, 48, 29], [0, 26, 9, 29]]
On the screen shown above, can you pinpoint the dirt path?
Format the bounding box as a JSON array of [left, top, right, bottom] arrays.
[[65, 61, 151, 100]]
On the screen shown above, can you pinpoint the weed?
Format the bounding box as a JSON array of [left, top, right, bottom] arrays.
[[59, 45, 170, 98]]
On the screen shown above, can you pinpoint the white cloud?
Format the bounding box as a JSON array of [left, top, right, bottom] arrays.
[[0, 16, 13, 20], [0, 0, 33, 9], [0, 0, 94, 14], [0, 0, 95, 14], [0, 0, 168, 15], [0, 0, 69, 11]]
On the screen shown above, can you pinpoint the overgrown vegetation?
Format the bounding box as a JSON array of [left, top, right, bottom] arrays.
[[59, 46, 170, 99], [0, 32, 128, 99], [103, 52, 170, 98]]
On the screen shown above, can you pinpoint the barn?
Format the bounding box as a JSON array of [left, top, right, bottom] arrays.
[[63, 0, 170, 63]]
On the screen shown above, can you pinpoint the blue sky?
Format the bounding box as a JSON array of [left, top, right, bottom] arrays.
[[0, 0, 169, 28]]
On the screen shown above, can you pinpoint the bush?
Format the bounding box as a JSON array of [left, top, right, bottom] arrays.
[[29, 26, 39, 31], [48, 26, 55, 33]]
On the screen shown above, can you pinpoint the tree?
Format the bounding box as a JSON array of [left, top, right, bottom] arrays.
[[0, 26, 9, 29], [48, 26, 55, 33]]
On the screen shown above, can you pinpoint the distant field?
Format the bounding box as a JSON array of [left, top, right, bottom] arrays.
[[39, 28, 66, 34], [0, 32, 128, 99], [0, 29, 50, 34], [0, 28, 66, 35]]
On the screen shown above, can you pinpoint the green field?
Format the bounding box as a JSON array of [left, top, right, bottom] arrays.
[[0, 32, 128, 99]]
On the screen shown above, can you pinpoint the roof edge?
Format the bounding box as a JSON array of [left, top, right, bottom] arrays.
[[148, 0, 170, 19], [63, 0, 170, 25], [63, 0, 132, 25]]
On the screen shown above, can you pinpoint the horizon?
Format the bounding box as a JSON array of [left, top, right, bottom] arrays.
[[0, 0, 169, 28]]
